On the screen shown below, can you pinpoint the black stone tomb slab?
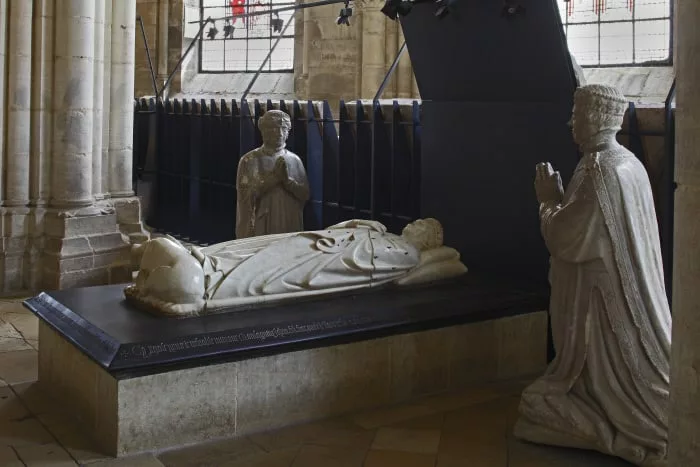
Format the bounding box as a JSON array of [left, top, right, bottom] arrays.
[[24, 275, 547, 378]]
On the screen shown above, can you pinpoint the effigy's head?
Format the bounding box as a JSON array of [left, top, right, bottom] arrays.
[[402, 218, 444, 251], [259, 110, 292, 146], [133, 237, 205, 305], [571, 84, 627, 145]]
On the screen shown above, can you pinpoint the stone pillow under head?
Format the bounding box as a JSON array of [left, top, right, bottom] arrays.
[[395, 246, 467, 286]]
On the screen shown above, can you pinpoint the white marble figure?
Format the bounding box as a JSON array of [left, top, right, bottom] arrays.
[[514, 84, 671, 466], [125, 218, 467, 317], [236, 110, 309, 239]]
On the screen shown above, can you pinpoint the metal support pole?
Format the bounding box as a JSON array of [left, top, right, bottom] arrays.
[[373, 41, 407, 101], [137, 16, 160, 97], [187, 0, 346, 24], [242, 16, 294, 101], [662, 78, 677, 304], [158, 17, 212, 98]]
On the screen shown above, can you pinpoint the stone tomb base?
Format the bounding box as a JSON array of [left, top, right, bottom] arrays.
[[28, 276, 548, 457]]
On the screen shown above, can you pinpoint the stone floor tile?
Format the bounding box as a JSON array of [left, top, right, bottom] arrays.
[[503, 395, 522, 432], [0, 302, 30, 315], [0, 349, 38, 385], [290, 445, 366, 467], [386, 413, 444, 431], [250, 418, 375, 452], [419, 386, 504, 414], [1, 312, 38, 341], [37, 412, 111, 464], [437, 434, 507, 467], [437, 398, 510, 467], [0, 386, 31, 421], [249, 421, 327, 452], [0, 417, 55, 447], [507, 437, 635, 467], [306, 419, 376, 450], [157, 436, 265, 466], [0, 321, 22, 340], [371, 428, 441, 454], [11, 382, 59, 416], [14, 443, 78, 466], [486, 377, 536, 396], [349, 403, 435, 430], [0, 445, 24, 466], [215, 448, 299, 467], [441, 398, 510, 437], [364, 449, 436, 467], [84, 454, 165, 466], [0, 337, 33, 353]]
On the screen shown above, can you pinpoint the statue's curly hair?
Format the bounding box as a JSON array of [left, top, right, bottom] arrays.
[[420, 218, 444, 250], [259, 109, 292, 131]]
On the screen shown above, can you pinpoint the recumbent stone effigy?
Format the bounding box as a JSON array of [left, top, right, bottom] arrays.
[[126, 218, 468, 317]]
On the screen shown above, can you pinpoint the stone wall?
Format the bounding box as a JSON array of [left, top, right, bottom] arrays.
[[134, 0, 183, 97], [0, 0, 148, 295], [155, 0, 419, 102], [293, 0, 418, 102], [150, 0, 677, 108]]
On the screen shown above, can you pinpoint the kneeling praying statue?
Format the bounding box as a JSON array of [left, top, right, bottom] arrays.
[[514, 84, 671, 466], [126, 218, 467, 317]]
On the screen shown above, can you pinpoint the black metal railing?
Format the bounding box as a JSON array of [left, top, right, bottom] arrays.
[[133, 98, 422, 245]]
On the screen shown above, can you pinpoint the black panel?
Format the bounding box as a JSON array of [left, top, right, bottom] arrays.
[[400, 0, 578, 287], [421, 101, 578, 283], [399, 0, 574, 102], [24, 277, 547, 377]]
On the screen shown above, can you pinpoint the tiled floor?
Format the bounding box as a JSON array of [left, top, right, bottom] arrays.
[[0, 299, 634, 467]]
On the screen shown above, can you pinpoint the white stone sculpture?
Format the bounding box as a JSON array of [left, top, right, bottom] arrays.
[[514, 84, 671, 467], [125, 218, 467, 317], [235, 110, 309, 239]]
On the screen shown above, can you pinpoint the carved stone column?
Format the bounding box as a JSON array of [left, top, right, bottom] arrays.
[[0, 0, 6, 204], [30, 0, 53, 206], [157, 0, 170, 86], [102, 0, 113, 199], [167, 0, 183, 93], [43, 0, 128, 290], [110, 0, 148, 243], [93, 0, 106, 200], [109, 0, 136, 199], [5, 0, 33, 207], [382, 18, 398, 98], [25, 0, 55, 289], [0, 0, 142, 294], [359, 0, 386, 98], [51, 0, 95, 208], [2, 0, 35, 291], [668, 1, 700, 464]]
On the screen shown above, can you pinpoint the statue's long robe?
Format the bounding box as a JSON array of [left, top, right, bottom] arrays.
[[236, 150, 309, 238], [516, 149, 671, 466], [199, 224, 421, 303]]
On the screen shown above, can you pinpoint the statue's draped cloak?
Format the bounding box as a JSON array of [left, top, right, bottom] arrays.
[[519, 149, 671, 464], [236, 150, 309, 238], [199, 226, 421, 301]]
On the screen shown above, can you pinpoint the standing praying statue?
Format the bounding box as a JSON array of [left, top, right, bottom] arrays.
[[236, 110, 309, 239], [514, 84, 671, 466]]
